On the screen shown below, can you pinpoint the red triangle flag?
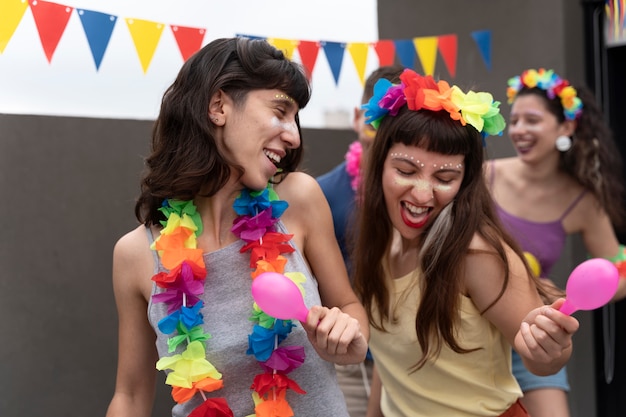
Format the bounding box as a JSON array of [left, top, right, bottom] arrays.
[[28, 0, 73, 63], [373, 40, 395, 66], [297, 40, 320, 81], [437, 34, 457, 78], [170, 25, 205, 62]]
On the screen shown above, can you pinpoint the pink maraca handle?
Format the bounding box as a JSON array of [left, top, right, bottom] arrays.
[[291, 305, 310, 322], [558, 299, 577, 316]]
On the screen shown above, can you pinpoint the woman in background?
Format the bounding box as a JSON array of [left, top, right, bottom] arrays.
[[487, 68, 626, 417]]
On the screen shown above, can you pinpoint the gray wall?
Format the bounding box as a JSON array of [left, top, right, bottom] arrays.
[[0, 1, 598, 416]]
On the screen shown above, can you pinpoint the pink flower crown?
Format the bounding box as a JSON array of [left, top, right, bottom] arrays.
[[507, 68, 583, 121], [362, 68, 506, 137]]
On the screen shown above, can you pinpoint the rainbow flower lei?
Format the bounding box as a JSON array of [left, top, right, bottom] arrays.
[[152, 185, 307, 417], [362, 68, 506, 137], [506, 68, 583, 121]]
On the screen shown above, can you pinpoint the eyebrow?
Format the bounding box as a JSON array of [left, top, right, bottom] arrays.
[[511, 109, 544, 117], [271, 99, 299, 115]]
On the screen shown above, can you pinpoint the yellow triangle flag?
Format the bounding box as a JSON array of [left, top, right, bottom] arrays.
[[0, 0, 29, 53], [267, 38, 299, 60], [346, 42, 369, 86], [413, 36, 438, 76], [125, 18, 165, 74]]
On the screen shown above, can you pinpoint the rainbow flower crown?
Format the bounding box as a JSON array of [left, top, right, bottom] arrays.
[[507, 68, 583, 121], [362, 68, 506, 137]]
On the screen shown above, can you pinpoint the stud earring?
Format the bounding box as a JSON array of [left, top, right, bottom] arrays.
[[555, 135, 572, 152]]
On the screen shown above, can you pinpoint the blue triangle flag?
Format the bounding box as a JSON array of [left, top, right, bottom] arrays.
[[77, 9, 117, 70], [321, 41, 345, 85], [393, 39, 416, 69], [471, 30, 492, 71]]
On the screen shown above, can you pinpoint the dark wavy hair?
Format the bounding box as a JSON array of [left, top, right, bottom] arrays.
[[135, 37, 311, 225], [352, 107, 550, 370]]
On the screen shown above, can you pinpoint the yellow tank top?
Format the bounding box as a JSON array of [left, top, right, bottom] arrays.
[[369, 269, 522, 416]]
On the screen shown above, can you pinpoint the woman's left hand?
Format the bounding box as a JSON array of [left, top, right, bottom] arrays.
[[516, 298, 580, 375]]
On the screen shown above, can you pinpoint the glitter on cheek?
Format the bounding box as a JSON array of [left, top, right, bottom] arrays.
[[271, 116, 298, 133], [394, 176, 454, 193], [433, 183, 452, 192], [394, 176, 432, 191]]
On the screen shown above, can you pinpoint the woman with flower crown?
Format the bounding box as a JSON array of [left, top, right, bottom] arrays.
[[486, 68, 626, 417], [105, 37, 369, 417], [352, 68, 580, 417]]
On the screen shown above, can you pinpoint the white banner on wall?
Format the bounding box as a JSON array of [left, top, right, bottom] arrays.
[[0, 0, 379, 128]]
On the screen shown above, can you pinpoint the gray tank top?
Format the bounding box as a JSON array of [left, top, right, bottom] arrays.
[[147, 222, 349, 417]]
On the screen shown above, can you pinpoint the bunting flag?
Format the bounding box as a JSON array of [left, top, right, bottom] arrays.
[[125, 18, 165, 73], [437, 34, 457, 78], [346, 42, 369, 86], [0, 0, 494, 81], [413, 36, 437, 76], [267, 38, 298, 60], [0, 0, 29, 53], [77, 9, 117, 70], [171, 25, 205, 62], [321, 41, 345, 85], [471, 30, 492, 71], [394, 39, 416, 69], [29, 0, 73, 63], [373, 40, 395, 66], [297, 40, 320, 80]]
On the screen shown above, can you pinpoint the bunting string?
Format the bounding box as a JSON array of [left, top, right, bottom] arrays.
[[0, 0, 493, 82]]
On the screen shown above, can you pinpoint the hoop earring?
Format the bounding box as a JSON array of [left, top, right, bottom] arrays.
[[556, 135, 572, 152]]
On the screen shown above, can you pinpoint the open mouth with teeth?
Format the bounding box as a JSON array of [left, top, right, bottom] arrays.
[[401, 201, 430, 228], [264, 149, 282, 166], [514, 139, 534, 152]]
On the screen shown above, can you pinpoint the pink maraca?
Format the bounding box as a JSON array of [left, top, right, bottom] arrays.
[[251, 272, 309, 321], [559, 258, 619, 315]]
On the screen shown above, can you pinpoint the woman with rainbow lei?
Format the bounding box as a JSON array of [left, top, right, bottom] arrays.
[[105, 37, 368, 417], [351, 68, 580, 417], [486, 68, 626, 417]]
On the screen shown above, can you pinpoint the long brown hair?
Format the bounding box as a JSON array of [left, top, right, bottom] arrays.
[[135, 37, 311, 225], [352, 107, 548, 370]]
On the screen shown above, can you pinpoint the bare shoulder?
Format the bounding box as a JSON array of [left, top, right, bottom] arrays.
[[464, 232, 530, 305], [275, 171, 326, 210], [465, 232, 521, 284], [562, 188, 608, 232], [112, 224, 157, 301], [274, 172, 332, 249]]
